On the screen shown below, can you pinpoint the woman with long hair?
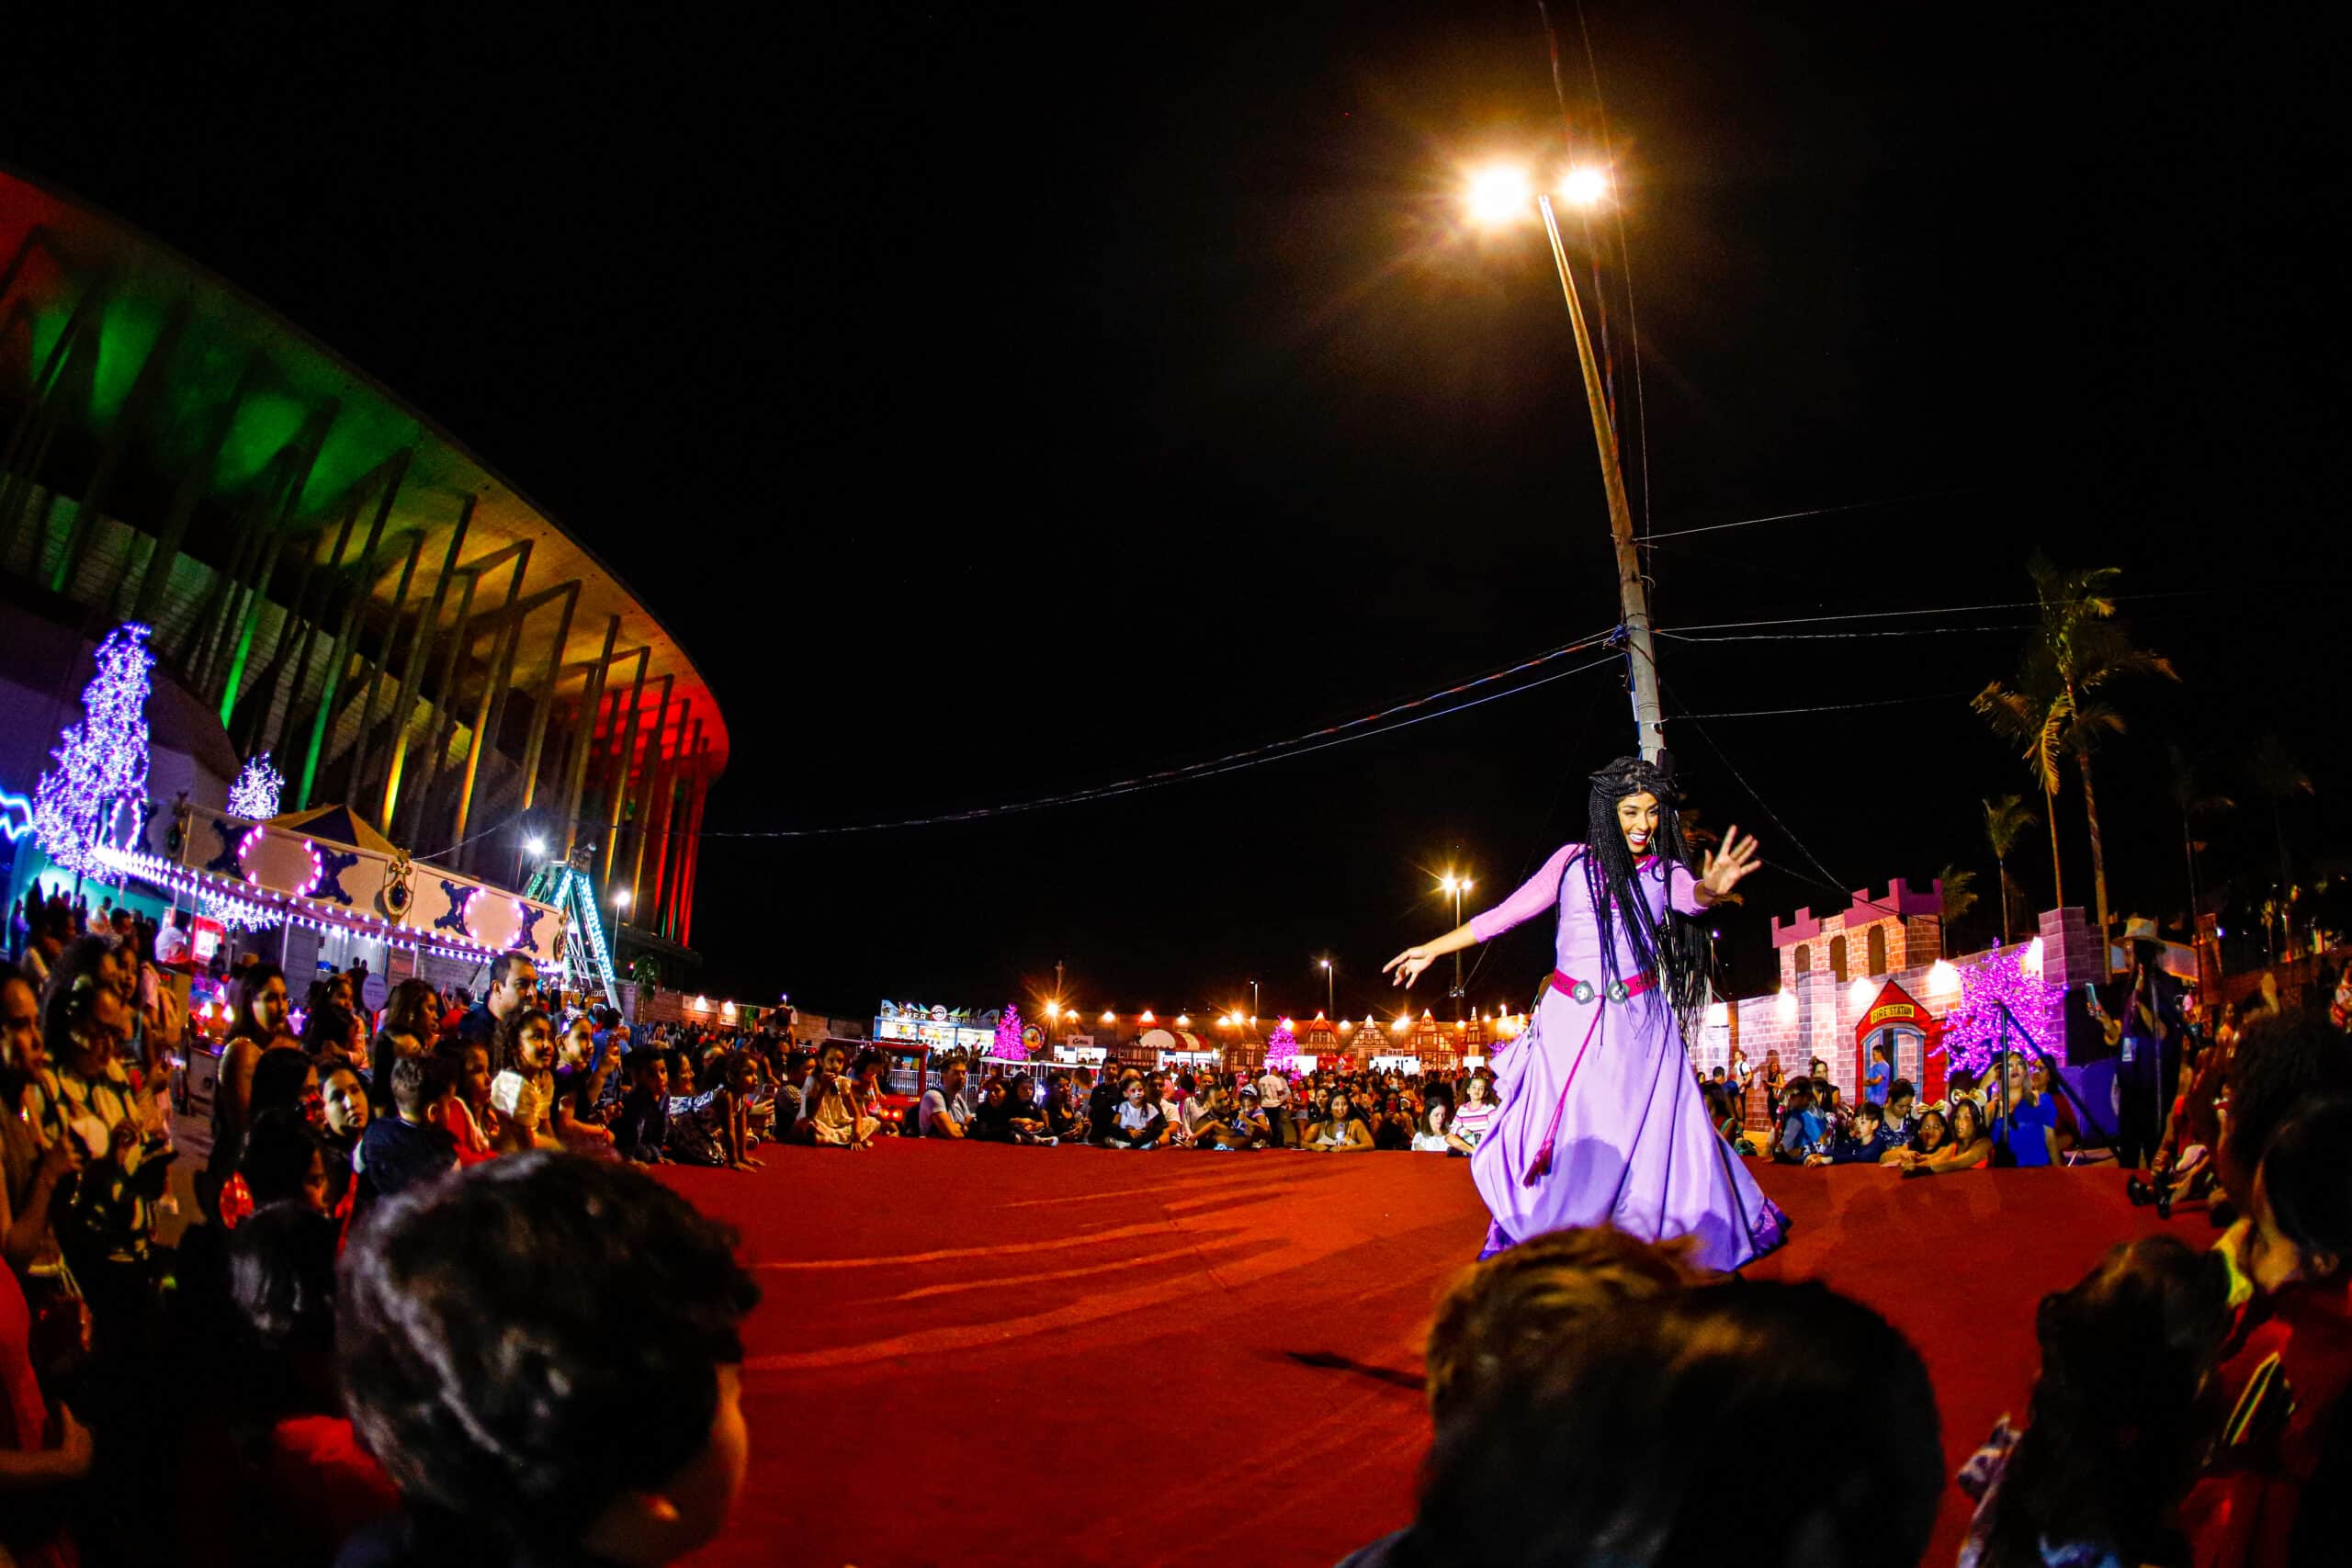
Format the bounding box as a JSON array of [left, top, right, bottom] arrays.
[[205, 964, 288, 1219], [1900, 1100, 1992, 1177], [1386, 758, 1783, 1269], [1883, 1107, 1950, 1166]]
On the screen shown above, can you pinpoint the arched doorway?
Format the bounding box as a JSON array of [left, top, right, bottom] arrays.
[[1853, 979, 1944, 1103]]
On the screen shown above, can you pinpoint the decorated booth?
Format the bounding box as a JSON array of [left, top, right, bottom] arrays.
[[93, 800, 566, 995]]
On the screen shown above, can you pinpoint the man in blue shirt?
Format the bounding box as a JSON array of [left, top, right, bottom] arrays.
[[1863, 1042, 1892, 1107]]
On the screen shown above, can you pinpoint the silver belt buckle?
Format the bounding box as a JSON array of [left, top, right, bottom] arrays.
[[1570, 980, 1596, 1005]]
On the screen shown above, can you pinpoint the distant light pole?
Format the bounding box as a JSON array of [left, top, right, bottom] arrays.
[[1439, 873, 1474, 1020], [1318, 957, 1334, 1018], [1249, 979, 1260, 1023]]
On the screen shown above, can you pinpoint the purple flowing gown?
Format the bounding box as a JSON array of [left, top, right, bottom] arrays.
[[1465, 844, 1789, 1272]]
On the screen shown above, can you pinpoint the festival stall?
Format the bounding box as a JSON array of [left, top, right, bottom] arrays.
[[874, 1000, 998, 1057], [93, 799, 567, 1009], [1138, 1026, 1217, 1069]]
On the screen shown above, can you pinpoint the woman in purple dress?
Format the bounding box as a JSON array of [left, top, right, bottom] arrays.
[[1384, 758, 1789, 1272]]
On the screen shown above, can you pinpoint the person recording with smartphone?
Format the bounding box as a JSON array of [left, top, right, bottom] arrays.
[[2095, 919, 2185, 1184]]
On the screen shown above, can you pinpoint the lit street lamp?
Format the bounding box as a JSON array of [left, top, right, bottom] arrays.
[[1318, 957, 1334, 1018], [1462, 159, 1663, 764], [1439, 873, 1474, 1021]]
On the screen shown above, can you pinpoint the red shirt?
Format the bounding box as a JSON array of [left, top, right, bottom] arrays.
[[2181, 1274, 2352, 1566], [179, 1413, 399, 1568]]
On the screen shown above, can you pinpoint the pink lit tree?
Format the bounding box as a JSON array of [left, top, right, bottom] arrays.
[[1939, 944, 2066, 1077], [992, 1002, 1028, 1061], [1263, 1018, 1298, 1069]]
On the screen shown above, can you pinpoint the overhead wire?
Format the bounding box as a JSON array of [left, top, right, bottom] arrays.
[[1659, 625, 2032, 643], [679, 637, 1627, 840], [1634, 488, 1972, 543], [1670, 692, 1976, 720], [1617, 637, 1920, 924]]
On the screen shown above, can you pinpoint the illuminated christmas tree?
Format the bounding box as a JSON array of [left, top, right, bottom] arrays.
[[1939, 943, 2066, 1076], [993, 1002, 1027, 1060], [31, 623, 154, 875], [1263, 1018, 1298, 1068], [228, 752, 286, 819]]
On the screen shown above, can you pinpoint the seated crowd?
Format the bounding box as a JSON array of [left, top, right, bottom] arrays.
[[894, 1052, 1507, 1154], [5, 878, 2348, 1567]]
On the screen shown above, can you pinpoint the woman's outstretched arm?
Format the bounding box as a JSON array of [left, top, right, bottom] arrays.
[[1388, 844, 1579, 988]]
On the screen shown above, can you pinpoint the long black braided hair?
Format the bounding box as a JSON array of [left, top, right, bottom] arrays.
[[1569, 757, 1714, 1027]]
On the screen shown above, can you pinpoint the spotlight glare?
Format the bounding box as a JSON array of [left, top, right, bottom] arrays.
[[1464, 163, 1533, 226]]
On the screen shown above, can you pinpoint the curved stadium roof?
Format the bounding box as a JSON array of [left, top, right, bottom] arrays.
[[0, 164, 724, 940]]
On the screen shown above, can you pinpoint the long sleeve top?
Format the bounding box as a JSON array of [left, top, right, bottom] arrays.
[[1467, 844, 1707, 979]]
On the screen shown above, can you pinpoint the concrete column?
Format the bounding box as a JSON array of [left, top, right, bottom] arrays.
[[514, 583, 581, 817], [558, 615, 621, 857], [600, 649, 650, 876], [398, 562, 486, 847], [659, 719, 703, 941], [449, 544, 531, 850], [344, 528, 426, 804], [626, 676, 673, 908], [378, 497, 472, 831], [675, 750, 710, 948], [297, 451, 407, 808], [639, 700, 690, 923]]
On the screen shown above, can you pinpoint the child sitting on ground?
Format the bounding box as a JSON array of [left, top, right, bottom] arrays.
[[613, 1047, 671, 1164], [1104, 1077, 1165, 1149], [1807, 1100, 1895, 1166], [1770, 1080, 1826, 1164]]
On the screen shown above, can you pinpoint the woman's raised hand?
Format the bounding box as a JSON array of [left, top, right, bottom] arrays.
[[1385, 946, 1436, 988], [1699, 826, 1764, 900]]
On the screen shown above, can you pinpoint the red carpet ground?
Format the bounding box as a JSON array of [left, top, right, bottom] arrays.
[[660, 1147, 2165, 1568]]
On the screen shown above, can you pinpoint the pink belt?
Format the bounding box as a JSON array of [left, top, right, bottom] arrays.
[[1549, 968, 1657, 1006], [1523, 970, 1657, 1186]]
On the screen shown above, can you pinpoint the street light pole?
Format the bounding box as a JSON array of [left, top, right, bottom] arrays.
[[1535, 191, 1665, 766], [1440, 873, 1474, 1021], [1319, 958, 1333, 1018]]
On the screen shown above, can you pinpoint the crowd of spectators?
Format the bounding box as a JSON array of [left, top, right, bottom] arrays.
[[6, 877, 2351, 1566]]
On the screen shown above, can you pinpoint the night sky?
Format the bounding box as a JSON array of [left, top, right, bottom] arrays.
[[6, 5, 2341, 1023]]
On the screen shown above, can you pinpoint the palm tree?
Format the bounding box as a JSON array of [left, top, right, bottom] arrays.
[[1974, 556, 2177, 944], [2247, 734, 2312, 949], [1973, 656, 2068, 910], [2164, 744, 2231, 947], [1939, 865, 1980, 930], [2247, 733, 2312, 891], [1983, 795, 2036, 941]]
